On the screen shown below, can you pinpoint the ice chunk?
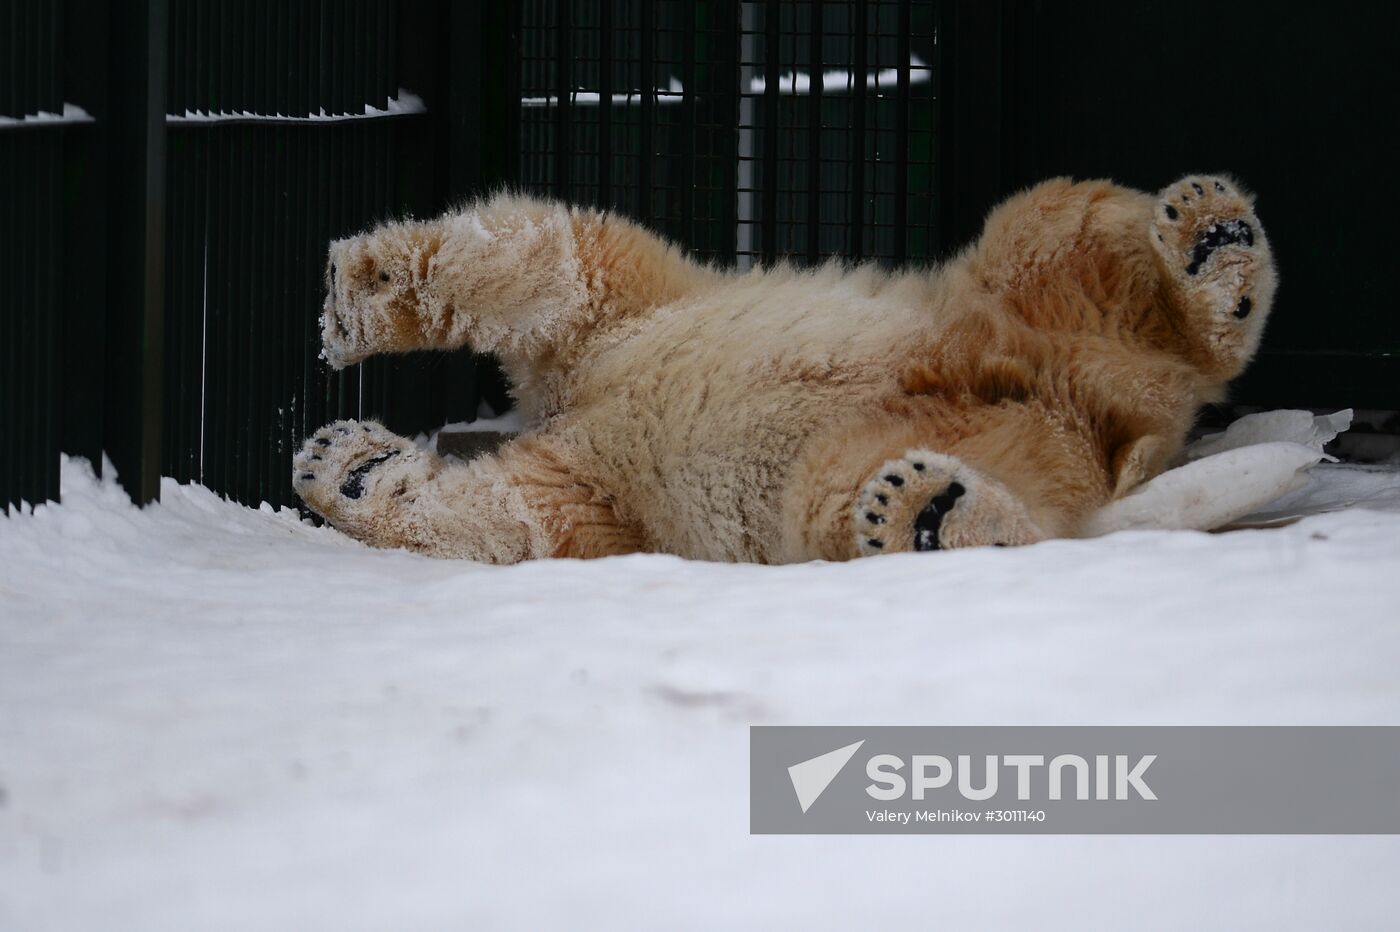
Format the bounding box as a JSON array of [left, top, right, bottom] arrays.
[[1179, 409, 1352, 462], [1082, 442, 1332, 536]]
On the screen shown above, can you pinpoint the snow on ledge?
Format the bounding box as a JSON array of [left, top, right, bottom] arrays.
[[0, 102, 95, 128], [522, 55, 933, 107], [165, 89, 426, 126], [748, 54, 934, 95]]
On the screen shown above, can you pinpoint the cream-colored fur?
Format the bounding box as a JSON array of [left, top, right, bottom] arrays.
[[293, 175, 1276, 563]]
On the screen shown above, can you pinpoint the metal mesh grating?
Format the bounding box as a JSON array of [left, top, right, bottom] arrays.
[[517, 0, 939, 269], [1, 0, 65, 513], [520, 0, 740, 261], [161, 0, 416, 507]]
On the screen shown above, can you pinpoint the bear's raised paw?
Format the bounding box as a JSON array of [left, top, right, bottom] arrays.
[[1151, 175, 1275, 330]]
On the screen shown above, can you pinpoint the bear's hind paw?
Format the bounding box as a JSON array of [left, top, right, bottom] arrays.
[[293, 420, 425, 526], [855, 451, 1043, 556]]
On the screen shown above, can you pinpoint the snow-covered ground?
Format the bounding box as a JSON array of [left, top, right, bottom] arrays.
[[2, 456, 1399, 930]]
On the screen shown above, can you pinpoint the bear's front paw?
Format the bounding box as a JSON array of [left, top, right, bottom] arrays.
[[293, 420, 426, 527], [855, 451, 1043, 556]]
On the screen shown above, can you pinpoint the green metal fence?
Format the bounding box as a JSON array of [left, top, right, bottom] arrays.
[[2, 0, 512, 513], [1, 1, 66, 512], [3, 1, 1396, 515]]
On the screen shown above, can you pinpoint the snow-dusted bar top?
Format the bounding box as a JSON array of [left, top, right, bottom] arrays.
[[0, 103, 95, 129], [0, 93, 427, 130], [165, 89, 426, 125]]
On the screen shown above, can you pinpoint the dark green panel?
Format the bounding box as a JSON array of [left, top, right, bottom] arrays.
[[1, 0, 76, 513], [1012, 0, 1400, 407]]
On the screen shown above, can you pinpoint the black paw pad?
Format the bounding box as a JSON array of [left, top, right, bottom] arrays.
[[1164, 205, 1179, 220], [884, 474, 905, 487], [912, 481, 967, 552], [339, 451, 400, 500], [1186, 219, 1254, 276], [315, 437, 332, 447], [1234, 296, 1252, 319]]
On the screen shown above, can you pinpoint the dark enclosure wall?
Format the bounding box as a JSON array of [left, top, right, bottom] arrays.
[[3, 0, 1397, 514], [1000, 0, 1400, 409], [2, 0, 513, 514]]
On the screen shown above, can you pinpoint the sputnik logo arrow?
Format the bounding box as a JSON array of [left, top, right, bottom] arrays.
[[788, 740, 865, 813]]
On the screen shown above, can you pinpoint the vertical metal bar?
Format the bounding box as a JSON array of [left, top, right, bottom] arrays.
[[234, 3, 252, 502], [20, 136, 34, 504], [163, 128, 181, 478], [105, 0, 168, 505], [639, 0, 654, 220], [168, 0, 180, 117], [894, 0, 910, 263], [230, 127, 247, 501], [503, 0, 522, 186], [14, 136, 32, 505], [56, 0, 103, 479], [182, 130, 200, 481], [378, 0, 391, 109], [44, 132, 61, 502], [680, 0, 696, 246], [1, 137, 12, 508], [2, 136, 11, 507], [16, 0, 31, 117], [714, 0, 738, 265], [598, 0, 612, 208], [311, 4, 330, 432], [847, 0, 867, 261], [760, 0, 780, 264], [247, 118, 265, 503], [16, 136, 33, 504], [216, 124, 236, 495], [806, 0, 822, 263], [163, 8, 180, 478], [553, 0, 572, 198]]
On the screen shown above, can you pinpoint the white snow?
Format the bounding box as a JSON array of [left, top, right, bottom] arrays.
[[748, 53, 933, 95], [165, 90, 426, 126], [1180, 409, 1353, 462], [522, 54, 932, 107], [0, 103, 95, 128], [1084, 409, 1356, 535], [3, 455, 1400, 930]]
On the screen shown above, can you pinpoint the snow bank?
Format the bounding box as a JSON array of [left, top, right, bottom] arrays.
[[2, 458, 1399, 930]]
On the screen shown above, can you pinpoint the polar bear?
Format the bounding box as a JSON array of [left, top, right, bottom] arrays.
[[293, 175, 1275, 563]]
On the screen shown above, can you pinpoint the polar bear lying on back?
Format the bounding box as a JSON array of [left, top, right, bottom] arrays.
[[293, 175, 1275, 563]]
